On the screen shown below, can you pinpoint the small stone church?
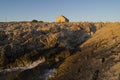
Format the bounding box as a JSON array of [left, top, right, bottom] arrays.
[[56, 15, 69, 22]]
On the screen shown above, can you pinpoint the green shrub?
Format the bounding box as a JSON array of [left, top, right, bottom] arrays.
[[32, 19, 38, 22], [39, 21, 44, 23]]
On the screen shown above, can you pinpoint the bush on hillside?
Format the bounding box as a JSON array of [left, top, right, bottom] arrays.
[[32, 19, 38, 22]]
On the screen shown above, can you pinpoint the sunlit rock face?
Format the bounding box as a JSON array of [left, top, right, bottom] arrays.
[[49, 22, 120, 80], [56, 15, 69, 22], [0, 22, 105, 80], [0, 22, 97, 69]]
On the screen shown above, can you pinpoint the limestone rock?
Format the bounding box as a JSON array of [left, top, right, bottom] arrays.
[[56, 15, 69, 22], [0, 22, 106, 80]]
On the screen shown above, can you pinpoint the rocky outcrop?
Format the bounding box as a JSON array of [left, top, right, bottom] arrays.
[[56, 15, 69, 22], [49, 22, 120, 80], [0, 22, 105, 80], [0, 22, 101, 69]]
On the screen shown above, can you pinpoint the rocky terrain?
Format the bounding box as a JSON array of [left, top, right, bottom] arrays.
[[0, 22, 120, 80], [48, 22, 120, 80]]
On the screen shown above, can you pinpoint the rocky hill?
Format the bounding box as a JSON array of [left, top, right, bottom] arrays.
[[48, 22, 120, 80], [0, 22, 120, 80]]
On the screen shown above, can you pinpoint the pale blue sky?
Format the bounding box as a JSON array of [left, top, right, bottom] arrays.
[[0, 0, 120, 22]]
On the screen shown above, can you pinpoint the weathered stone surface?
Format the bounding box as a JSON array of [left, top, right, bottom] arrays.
[[0, 22, 95, 69], [49, 22, 120, 80], [0, 22, 106, 80], [56, 15, 69, 22]]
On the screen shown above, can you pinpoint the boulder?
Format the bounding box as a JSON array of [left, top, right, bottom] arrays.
[[56, 15, 69, 22]]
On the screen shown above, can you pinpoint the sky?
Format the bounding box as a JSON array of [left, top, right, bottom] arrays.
[[0, 0, 120, 22]]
